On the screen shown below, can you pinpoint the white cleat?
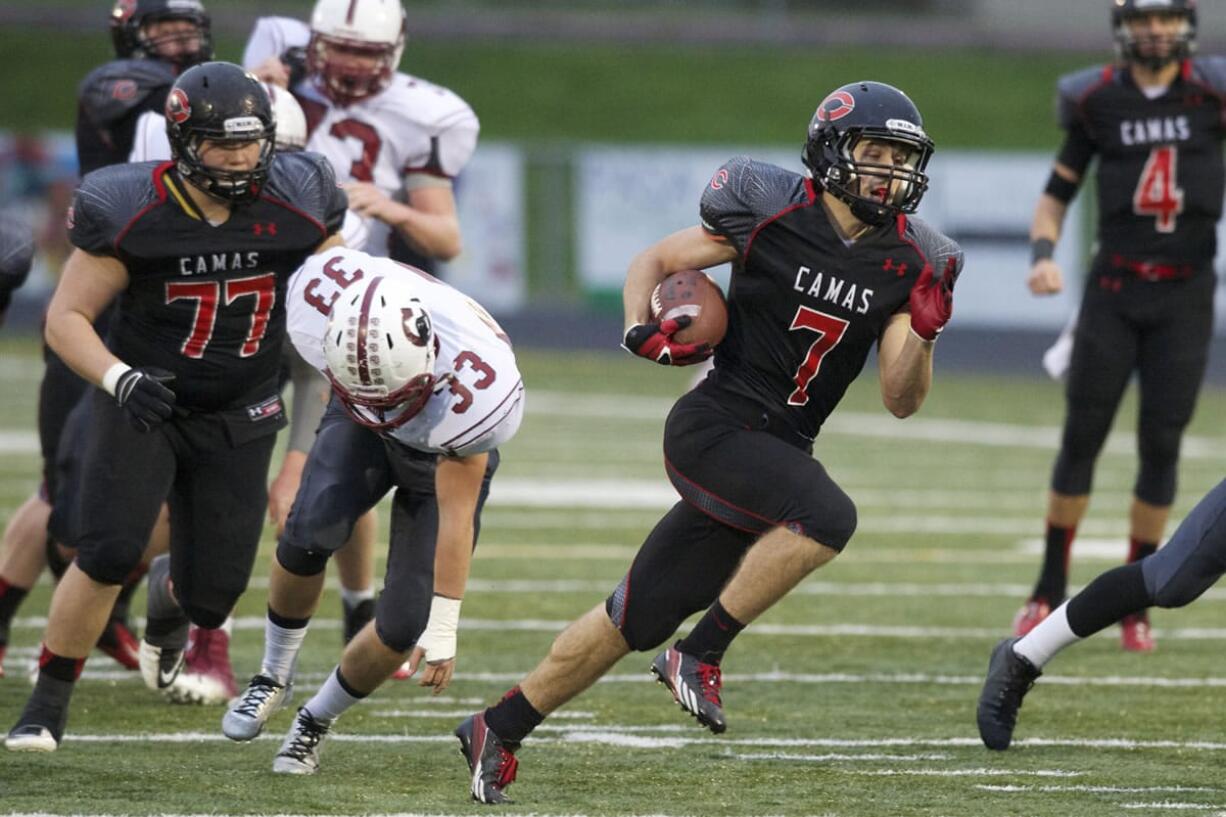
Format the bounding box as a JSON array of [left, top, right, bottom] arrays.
[[138, 638, 185, 693], [272, 707, 332, 775], [5, 725, 58, 753], [222, 674, 292, 741]]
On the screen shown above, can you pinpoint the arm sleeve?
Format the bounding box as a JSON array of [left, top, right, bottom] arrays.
[[286, 346, 327, 453], [242, 17, 311, 69], [1055, 118, 1096, 178], [128, 111, 172, 163]]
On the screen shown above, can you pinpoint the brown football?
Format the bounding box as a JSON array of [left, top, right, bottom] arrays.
[[649, 269, 728, 347]]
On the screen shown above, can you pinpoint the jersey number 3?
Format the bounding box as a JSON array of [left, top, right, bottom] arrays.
[[787, 306, 849, 407], [1133, 146, 1184, 234]]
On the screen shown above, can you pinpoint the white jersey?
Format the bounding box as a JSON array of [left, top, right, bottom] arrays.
[[126, 111, 369, 250], [287, 248, 523, 457], [243, 16, 480, 258]]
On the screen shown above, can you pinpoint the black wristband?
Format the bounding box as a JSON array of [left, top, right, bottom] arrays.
[[1044, 170, 1079, 204], [1030, 238, 1056, 265]]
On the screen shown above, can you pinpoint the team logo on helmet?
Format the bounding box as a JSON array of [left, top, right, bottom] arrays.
[[815, 90, 856, 123], [113, 0, 137, 22], [165, 88, 191, 124], [402, 305, 431, 347]]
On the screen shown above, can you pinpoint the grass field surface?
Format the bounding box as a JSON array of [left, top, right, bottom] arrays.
[[2, 337, 1226, 816]]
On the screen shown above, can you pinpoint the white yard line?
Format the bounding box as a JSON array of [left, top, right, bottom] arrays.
[[977, 785, 1219, 793]]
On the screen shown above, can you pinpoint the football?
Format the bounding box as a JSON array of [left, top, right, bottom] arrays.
[[649, 269, 728, 347]]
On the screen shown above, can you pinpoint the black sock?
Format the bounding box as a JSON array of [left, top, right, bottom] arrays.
[[268, 606, 311, 630], [484, 685, 542, 745], [1033, 521, 1076, 601], [675, 599, 745, 665], [0, 577, 30, 644], [1128, 536, 1158, 563], [1066, 562, 1153, 637], [18, 670, 77, 740], [144, 615, 190, 649], [38, 645, 85, 683]]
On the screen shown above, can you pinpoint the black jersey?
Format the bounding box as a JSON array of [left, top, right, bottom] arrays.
[[75, 58, 178, 176], [1057, 57, 1226, 267], [699, 156, 963, 442], [67, 151, 347, 411]]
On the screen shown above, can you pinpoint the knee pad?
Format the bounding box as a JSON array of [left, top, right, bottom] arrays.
[[373, 612, 426, 654], [1136, 417, 1183, 506], [804, 490, 857, 553], [75, 540, 143, 586], [605, 577, 683, 653], [180, 602, 230, 630], [275, 537, 331, 577]]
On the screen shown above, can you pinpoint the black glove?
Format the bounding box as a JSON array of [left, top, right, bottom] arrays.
[[114, 367, 176, 433], [622, 315, 712, 366], [281, 46, 309, 89]]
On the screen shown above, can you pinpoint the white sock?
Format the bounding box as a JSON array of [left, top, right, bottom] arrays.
[[1013, 601, 1079, 669], [341, 587, 375, 608], [302, 667, 364, 723], [260, 617, 308, 685]]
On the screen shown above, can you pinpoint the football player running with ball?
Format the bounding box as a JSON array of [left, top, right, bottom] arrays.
[[455, 81, 963, 804]]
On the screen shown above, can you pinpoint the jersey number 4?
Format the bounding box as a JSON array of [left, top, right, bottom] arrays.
[[787, 306, 849, 407], [166, 273, 276, 359], [1133, 146, 1184, 234]]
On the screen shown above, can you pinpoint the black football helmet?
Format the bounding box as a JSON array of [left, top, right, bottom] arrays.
[[165, 62, 276, 203], [1112, 0, 1196, 70], [802, 81, 935, 227], [110, 0, 213, 67]]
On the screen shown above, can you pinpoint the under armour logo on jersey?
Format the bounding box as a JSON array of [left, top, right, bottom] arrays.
[[252, 222, 278, 237], [882, 258, 908, 276]]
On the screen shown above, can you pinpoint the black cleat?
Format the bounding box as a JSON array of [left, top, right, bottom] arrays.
[[650, 642, 726, 734], [455, 713, 519, 804], [342, 598, 376, 645], [977, 636, 1041, 751]]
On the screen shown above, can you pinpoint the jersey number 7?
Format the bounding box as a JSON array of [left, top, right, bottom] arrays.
[[166, 273, 276, 359], [787, 306, 849, 407]]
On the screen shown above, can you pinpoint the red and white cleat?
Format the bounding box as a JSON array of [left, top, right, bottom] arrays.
[[170, 626, 238, 704], [1011, 597, 1053, 638], [391, 659, 412, 681], [1120, 611, 1155, 652]]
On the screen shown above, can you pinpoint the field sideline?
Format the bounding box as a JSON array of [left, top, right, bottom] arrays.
[[2, 338, 1226, 816]]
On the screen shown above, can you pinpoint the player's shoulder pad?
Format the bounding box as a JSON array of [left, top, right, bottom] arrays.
[[381, 73, 480, 133], [1188, 56, 1226, 96], [700, 155, 806, 234], [70, 161, 163, 253], [0, 218, 35, 293], [1056, 63, 1116, 128], [901, 216, 964, 285], [263, 151, 347, 232], [77, 58, 176, 128]]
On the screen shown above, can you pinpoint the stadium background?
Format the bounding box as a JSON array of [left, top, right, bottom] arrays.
[[4, 3, 1226, 816]]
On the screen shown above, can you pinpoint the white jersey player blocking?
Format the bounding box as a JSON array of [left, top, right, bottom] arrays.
[[287, 248, 524, 457]]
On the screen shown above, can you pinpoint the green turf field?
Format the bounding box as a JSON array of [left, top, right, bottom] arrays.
[[3, 337, 1226, 816]]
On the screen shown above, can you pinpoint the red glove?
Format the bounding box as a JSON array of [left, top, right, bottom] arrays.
[[622, 315, 712, 366], [908, 257, 959, 341]]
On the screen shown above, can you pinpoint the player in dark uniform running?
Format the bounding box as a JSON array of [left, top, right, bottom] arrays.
[[1013, 0, 1225, 653], [4, 61, 347, 753], [979, 475, 1226, 750], [0, 218, 35, 677], [0, 0, 216, 676], [453, 80, 962, 804]]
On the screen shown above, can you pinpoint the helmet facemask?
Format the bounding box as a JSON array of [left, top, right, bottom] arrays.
[[806, 127, 933, 226], [1114, 8, 1196, 71], [307, 33, 402, 106], [172, 119, 275, 203], [323, 278, 438, 431]]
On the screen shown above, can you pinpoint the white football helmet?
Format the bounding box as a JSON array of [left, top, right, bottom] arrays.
[[323, 274, 436, 430], [307, 0, 406, 106], [261, 82, 307, 150]]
